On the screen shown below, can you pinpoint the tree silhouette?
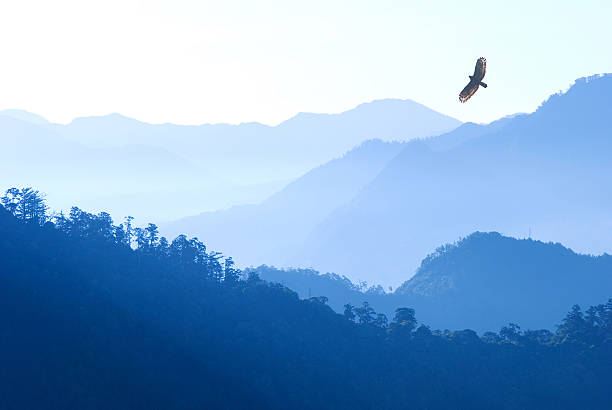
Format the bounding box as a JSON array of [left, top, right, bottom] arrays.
[[392, 307, 417, 332], [343, 304, 356, 322], [556, 305, 586, 344], [223, 256, 240, 283], [354, 301, 376, 324], [1, 187, 48, 224]]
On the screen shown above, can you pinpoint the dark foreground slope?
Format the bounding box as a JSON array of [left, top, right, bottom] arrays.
[[1, 207, 611, 410]]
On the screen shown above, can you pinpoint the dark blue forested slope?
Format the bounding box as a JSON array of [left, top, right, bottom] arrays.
[[2, 203, 612, 410]]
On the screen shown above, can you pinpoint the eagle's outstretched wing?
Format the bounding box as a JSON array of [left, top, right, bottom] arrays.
[[473, 57, 486, 81], [459, 80, 479, 103]]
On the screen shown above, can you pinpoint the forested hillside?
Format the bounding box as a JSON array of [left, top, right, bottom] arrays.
[[256, 233, 612, 331], [1, 188, 611, 409]]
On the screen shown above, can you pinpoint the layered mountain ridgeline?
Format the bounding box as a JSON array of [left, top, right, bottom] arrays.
[[162, 121, 506, 268], [53, 99, 460, 183], [162, 139, 405, 266], [0, 114, 224, 222], [293, 74, 612, 286], [2, 193, 612, 409], [254, 232, 612, 332], [1, 99, 459, 223]]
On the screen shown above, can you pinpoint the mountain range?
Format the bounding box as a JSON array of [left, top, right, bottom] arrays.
[[170, 74, 612, 286], [294, 74, 612, 285], [162, 139, 406, 265], [50, 99, 459, 184], [0, 99, 459, 223]]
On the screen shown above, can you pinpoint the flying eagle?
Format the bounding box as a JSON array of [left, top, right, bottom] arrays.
[[459, 57, 487, 103]]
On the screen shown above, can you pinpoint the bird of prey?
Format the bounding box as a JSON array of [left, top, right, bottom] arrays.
[[459, 57, 487, 103]]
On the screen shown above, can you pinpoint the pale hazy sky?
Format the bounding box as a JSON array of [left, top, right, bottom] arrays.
[[1, 0, 610, 125]]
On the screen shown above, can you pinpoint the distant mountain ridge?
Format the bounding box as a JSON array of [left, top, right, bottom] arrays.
[[1, 99, 460, 223], [0, 114, 219, 223], [162, 139, 406, 266], [51, 98, 460, 184]]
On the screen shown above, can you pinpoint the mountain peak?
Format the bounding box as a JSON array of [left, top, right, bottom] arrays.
[[395, 232, 593, 297], [278, 98, 461, 144], [69, 112, 143, 126], [285, 99, 427, 121], [352, 98, 426, 110]]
